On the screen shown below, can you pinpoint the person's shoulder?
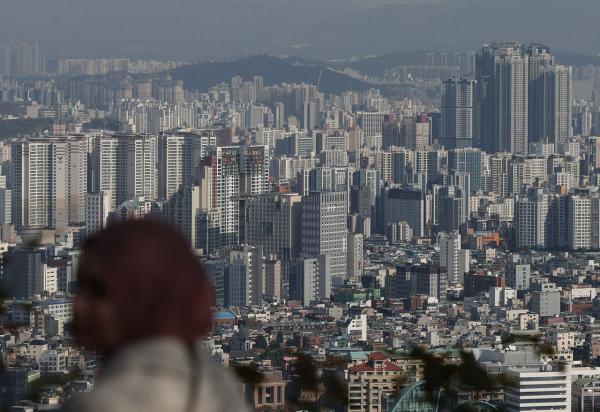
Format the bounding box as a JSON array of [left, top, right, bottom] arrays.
[[195, 351, 250, 412], [64, 367, 188, 412]]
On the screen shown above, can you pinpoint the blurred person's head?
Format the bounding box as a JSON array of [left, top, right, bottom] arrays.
[[73, 219, 214, 352]]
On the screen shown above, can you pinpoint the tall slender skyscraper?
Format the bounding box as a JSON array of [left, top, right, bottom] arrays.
[[528, 45, 573, 144], [476, 43, 529, 155], [441, 78, 475, 149]]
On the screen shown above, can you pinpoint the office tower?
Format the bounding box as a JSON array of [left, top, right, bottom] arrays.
[[437, 186, 467, 233], [441, 78, 475, 149], [448, 148, 484, 193], [514, 189, 549, 250], [244, 192, 302, 263], [0, 247, 45, 299], [439, 232, 469, 284], [0, 367, 30, 410], [505, 365, 571, 412], [385, 266, 413, 299], [11, 136, 87, 231], [157, 130, 216, 199], [224, 246, 263, 307], [289, 256, 330, 306], [203, 257, 225, 307], [90, 133, 157, 210], [568, 194, 591, 250], [85, 191, 112, 237], [195, 209, 221, 256], [428, 112, 442, 143], [477, 43, 529, 154], [346, 233, 363, 280], [301, 191, 348, 286], [528, 45, 573, 144], [382, 187, 425, 238]]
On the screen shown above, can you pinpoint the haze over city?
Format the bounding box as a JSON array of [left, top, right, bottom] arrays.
[[2, 1, 600, 412], [2, 0, 600, 60]]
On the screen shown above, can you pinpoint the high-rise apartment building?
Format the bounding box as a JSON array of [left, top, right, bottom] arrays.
[[528, 45, 573, 144], [347, 233, 364, 280], [441, 78, 475, 149], [439, 232, 469, 284], [11, 136, 87, 231], [2, 43, 46, 76], [157, 130, 217, 200], [162, 184, 202, 248], [90, 133, 157, 209], [85, 191, 112, 237], [568, 194, 591, 250], [202, 145, 269, 248], [514, 189, 549, 250], [477, 43, 529, 155]]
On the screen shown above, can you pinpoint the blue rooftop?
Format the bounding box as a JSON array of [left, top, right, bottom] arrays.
[[213, 311, 235, 319]]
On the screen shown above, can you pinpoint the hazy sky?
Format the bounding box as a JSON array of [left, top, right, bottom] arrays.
[[1, 0, 598, 61]]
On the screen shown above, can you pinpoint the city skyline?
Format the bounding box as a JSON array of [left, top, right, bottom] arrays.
[[2, 25, 600, 411]]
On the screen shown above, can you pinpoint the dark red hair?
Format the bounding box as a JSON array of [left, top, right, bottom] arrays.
[[76, 218, 214, 345]]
